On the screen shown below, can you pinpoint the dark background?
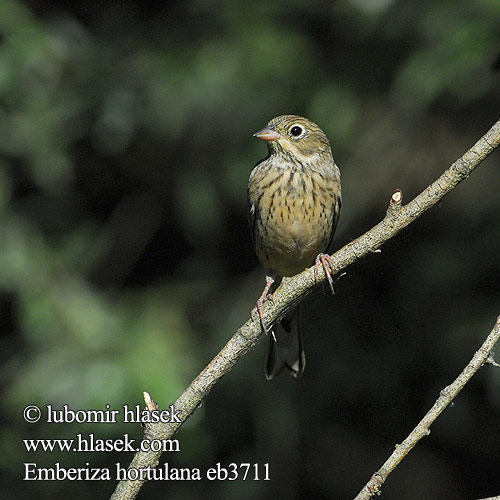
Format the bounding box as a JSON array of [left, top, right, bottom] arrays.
[[1, 0, 499, 499]]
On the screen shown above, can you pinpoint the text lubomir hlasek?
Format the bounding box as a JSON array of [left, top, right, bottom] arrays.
[[45, 404, 181, 424]]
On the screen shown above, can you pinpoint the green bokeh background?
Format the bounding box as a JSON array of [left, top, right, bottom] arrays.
[[1, 0, 499, 498]]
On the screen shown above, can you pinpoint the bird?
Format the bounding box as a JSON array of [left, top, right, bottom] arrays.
[[248, 115, 341, 379]]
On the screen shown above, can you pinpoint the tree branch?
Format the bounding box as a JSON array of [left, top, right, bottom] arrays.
[[110, 118, 500, 500], [354, 314, 500, 500]]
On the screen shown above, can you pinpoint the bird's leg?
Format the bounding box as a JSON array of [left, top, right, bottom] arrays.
[[252, 276, 275, 332], [314, 253, 335, 294]]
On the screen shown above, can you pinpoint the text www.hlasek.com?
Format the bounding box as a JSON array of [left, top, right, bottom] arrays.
[[24, 434, 179, 453]]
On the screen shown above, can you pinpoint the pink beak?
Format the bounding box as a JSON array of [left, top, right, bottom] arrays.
[[253, 127, 282, 141]]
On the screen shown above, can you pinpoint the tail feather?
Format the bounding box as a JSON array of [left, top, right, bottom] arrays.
[[265, 305, 305, 380]]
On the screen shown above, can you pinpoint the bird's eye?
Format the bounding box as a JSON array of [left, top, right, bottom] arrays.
[[289, 125, 304, 137]]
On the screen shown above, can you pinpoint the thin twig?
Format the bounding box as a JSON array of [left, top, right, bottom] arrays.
[[486, 356, 500, 368], [110, 118, 500, 500], [354, 315, 500, 499]]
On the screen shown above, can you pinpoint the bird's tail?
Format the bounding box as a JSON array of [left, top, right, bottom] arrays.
[[265, 305, 305, 380]]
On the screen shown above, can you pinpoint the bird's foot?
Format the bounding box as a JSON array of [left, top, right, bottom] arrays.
[[251, 276, 275, 333], [314, 253, 335, 294]]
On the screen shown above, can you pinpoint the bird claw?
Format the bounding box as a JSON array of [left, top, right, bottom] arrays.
[[252, 277, 275, 333], [314, 253, 335, 294]]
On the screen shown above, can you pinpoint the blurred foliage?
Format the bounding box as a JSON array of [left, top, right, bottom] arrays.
[[0, 0, 499, 498]]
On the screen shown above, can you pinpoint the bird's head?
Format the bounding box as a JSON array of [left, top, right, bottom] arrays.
[[254, 115, 332, 163]]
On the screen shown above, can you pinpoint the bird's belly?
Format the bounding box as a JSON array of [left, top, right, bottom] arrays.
[[262, 220, 329, 277], [254, 172, 337, 276]]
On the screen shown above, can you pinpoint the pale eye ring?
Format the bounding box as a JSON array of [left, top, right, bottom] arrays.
[[289, 125, 304, 137]]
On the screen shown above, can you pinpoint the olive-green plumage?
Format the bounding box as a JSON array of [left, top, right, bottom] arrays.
[[248, 115, 341, 379]]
